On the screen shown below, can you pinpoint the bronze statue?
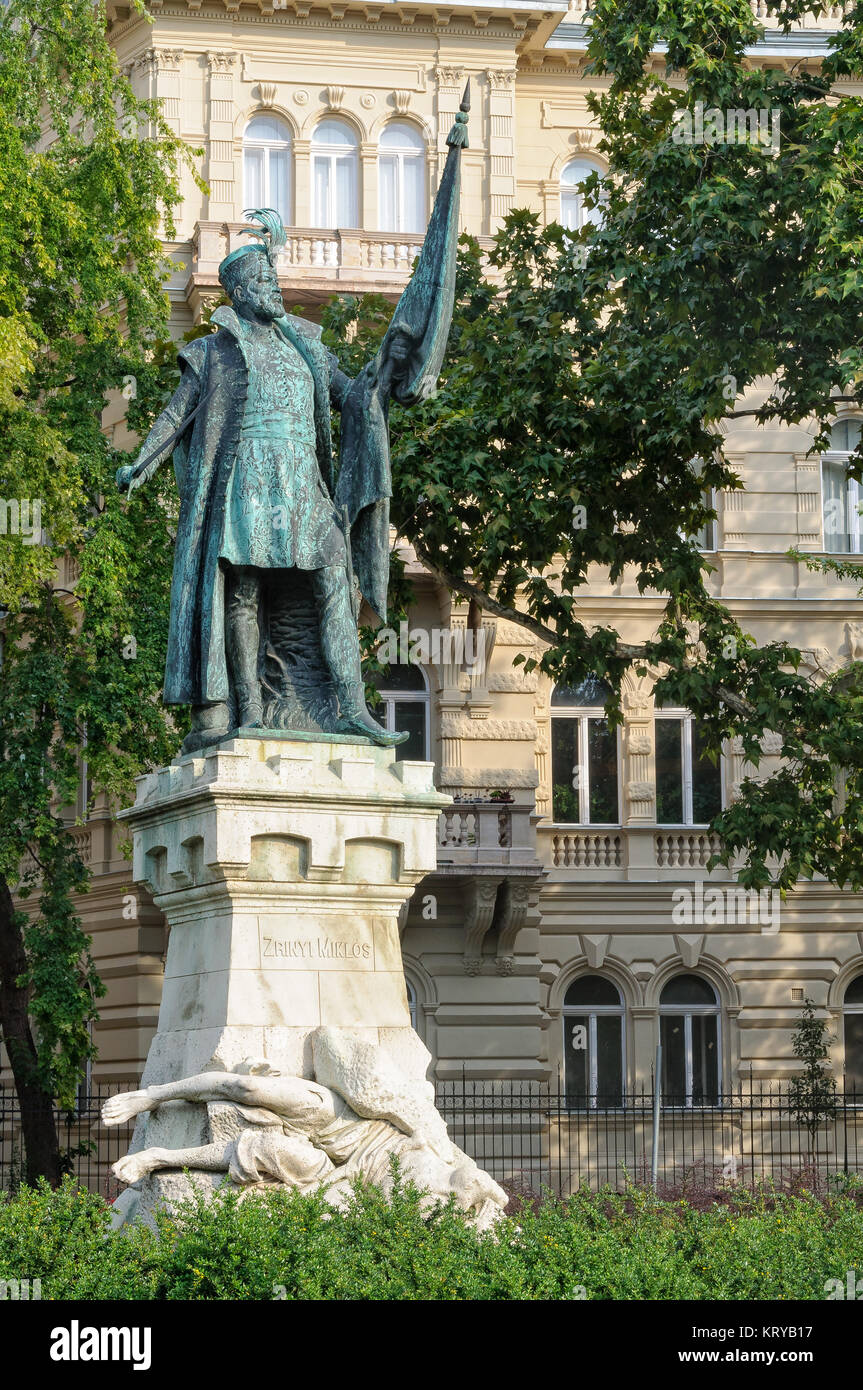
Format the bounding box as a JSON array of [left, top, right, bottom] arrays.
[[118, 88, 469, 754]]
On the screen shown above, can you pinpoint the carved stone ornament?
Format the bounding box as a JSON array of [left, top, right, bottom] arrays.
[[104, 1029, 507, 1233]]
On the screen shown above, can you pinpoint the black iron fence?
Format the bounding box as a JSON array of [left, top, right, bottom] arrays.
[[436, 1080, 863, 1197], [3, 1080, 863, 1200], [0, 1086, 136, 1200]]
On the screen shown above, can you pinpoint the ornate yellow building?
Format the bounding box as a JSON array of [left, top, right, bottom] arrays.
[[70, 1, 863, 1107]]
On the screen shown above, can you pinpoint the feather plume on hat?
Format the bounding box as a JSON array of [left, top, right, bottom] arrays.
[[240, 207, 288, 265]]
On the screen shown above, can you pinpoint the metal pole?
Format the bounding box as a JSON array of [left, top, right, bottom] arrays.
[[651, 1044, 662, 1188]]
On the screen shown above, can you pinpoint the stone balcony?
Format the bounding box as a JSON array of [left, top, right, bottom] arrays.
[[535, 823, 735, 882], [181, 221, 496, 314]]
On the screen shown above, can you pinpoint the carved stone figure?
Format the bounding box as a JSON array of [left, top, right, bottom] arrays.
[[117, 91, 469, 754], [102, 1028, 507, 1232]]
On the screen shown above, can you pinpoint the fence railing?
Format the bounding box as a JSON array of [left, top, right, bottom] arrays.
[[3, 1081, 863, 1201], [0, 1086, 136, 1200], [436, 1081, 863, 1197]]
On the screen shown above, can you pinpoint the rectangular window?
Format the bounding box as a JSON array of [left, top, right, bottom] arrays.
[[269, 148, 290, 223], [313, 158, 330, 226], [335, 155, 357, 226], [552, 716, 618, 825], [693, 488, 718, 551], [655, 715, 722, 825], [564, 1014, 623, 1109], [661, 1014, 719, 1105], [379, 154, 397, 232], [823, 457, 863, 553], [244, 148, 264, 209]]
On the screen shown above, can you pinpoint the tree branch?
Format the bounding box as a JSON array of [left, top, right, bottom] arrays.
[[411, 541, 757, 719]]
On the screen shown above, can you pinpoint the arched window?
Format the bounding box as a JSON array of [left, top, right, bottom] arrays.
[[654, 699, 723, 826], [560, 157, 604, 233], [822, 418, 863, 553], [378, 122, 426, 234], [844, 975, 863, 1093], [550, 676, 619, 825], [564, 974, 624, 1109], [660, 974, 720, 1106], [370, 663, 429, 762], [243, 114, 292, 224], [312, 118, 359, 228], [406, 977, 418, 1032]]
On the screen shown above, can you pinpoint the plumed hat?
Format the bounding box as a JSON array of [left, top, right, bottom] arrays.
[[218, 207, 287, 294]]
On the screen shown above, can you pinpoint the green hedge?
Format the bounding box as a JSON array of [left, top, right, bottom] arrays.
[[0, 1173, 862, 1300]]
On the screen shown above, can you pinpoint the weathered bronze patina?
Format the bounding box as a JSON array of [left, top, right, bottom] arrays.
[[118, 89, 468, 753]]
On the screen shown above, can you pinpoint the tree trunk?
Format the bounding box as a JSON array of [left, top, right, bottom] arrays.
[[0, 877, 61, 1187]]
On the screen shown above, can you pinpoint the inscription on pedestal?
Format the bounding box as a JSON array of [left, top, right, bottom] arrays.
[[260, 921, 374, 969]]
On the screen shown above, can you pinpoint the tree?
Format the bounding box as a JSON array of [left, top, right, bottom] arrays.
[[788, 998, 837, 1155], [0, 0, 199, 1183], [323, 0, 863, 894]]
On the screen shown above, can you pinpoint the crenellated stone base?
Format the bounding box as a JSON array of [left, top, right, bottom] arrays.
[[108, 737, 508, 1230]]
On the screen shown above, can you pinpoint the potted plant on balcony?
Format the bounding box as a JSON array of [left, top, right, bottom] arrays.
[[488, 788, 514, 804]]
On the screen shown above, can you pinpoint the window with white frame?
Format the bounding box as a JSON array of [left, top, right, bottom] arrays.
[[378, 121, 426, 234], [560, 157, 604, 233], [563, 974, 625, 1109], [660, 974, 720, 1106], [654, 701, 723, 826], [551, 676, 619, 825], [370, 663, 429, 762], [844, 975, 863, 1093], [312, 118, 359, 228], [823, 418, 863, 553], [243, 114, 293, 224], [692, 487, 718, 551]]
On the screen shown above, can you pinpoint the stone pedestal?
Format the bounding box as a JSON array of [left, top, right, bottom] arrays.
[[120, 735, 449, 1154]]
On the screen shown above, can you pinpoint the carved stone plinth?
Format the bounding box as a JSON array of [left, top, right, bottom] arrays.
[[122, 735, 449, 1088], [111, 737, 507, 1231]]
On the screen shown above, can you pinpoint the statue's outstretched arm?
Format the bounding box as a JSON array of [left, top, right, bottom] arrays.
[[115, 366, 200, 497], [102, 1071, 338, 1128]]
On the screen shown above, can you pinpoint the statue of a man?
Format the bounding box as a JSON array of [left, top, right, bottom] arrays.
[[118, 93, 466, 755], [117, 218, 415, 752]]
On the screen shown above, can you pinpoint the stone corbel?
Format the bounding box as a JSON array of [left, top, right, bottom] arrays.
[[326, 85, 345, 111], [495, 878, 531, 975], [467, 619, 497, 718], [462, 877, 502, 974]]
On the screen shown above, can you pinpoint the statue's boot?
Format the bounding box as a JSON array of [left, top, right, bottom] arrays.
[[226, 571, 264, 728], [182, 702, 231, 755], [335, 684, 410, 747]]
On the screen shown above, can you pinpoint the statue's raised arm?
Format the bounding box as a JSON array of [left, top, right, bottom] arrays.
[[335, 82, 471, 625]]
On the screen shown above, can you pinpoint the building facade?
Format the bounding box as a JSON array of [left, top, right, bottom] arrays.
[[48, 1, 863, 1102]]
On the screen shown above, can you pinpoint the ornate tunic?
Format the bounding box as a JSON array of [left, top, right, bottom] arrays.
[[219, 323, 345, 572]]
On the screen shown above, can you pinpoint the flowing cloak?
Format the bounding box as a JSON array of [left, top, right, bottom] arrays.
[[334, 108, 467, 623], [162, 306, 349, 706]]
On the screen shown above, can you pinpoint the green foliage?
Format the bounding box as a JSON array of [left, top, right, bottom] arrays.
[[0, 0, 201, 1109], [789, 998, 838, 1146], [320, 1, 863, 894], [1, 1174, 863, 1300]]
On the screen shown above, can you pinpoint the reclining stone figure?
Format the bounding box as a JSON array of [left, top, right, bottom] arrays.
[[103, 1039, 507, 1232]]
